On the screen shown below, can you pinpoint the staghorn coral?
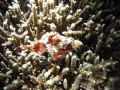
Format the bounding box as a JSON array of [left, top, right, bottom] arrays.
[[0, 0, 120, 90]]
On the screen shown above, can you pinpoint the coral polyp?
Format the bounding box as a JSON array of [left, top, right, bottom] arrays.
[[0, 0, 119, 90]]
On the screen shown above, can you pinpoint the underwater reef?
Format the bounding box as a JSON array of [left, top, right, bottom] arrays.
[[0, 0, 120, 90]]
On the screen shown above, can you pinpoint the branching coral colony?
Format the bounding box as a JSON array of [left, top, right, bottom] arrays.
[[0, 0, 117, 90]]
